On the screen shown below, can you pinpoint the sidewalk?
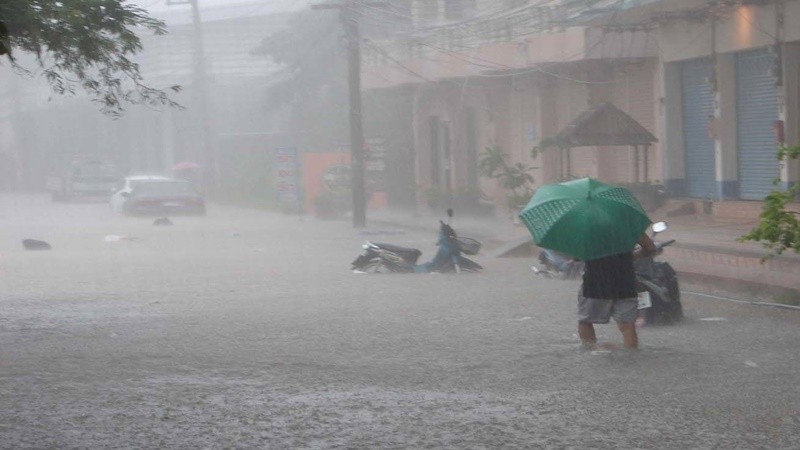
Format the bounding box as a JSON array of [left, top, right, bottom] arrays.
[[367, 208, 800, 298], [652, 213, 800, 295]]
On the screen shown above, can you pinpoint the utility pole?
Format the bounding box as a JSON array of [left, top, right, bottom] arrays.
[[313, 0, 384, 228], [166, 0, 214, 189]]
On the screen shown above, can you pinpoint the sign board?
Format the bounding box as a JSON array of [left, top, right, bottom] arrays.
[[365, 137, 387, 193], [322, 164, 351, 194], [274, 147, 300, 206]]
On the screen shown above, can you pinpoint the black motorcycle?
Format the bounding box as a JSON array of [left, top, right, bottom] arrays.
[[532, 221, 682, 325], [351, 209, 483, 274], [634, 223, 682, 325]]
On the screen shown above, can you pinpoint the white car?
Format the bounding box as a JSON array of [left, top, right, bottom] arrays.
[[110, 175, 205, 215]]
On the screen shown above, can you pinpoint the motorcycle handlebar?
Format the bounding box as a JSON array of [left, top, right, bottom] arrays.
[[655, 239, 676, 253]]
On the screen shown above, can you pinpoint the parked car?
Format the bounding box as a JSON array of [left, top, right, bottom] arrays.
[[110, 175, 206, 215], [46, 158, 119, 201]]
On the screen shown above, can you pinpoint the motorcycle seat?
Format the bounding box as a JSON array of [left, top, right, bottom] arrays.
[[373, 243, 422, 264]]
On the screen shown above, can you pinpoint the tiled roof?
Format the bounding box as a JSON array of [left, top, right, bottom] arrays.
[[556, 102, 657, 147]]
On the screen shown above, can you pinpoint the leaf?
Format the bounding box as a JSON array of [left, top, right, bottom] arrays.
[[478, 145, 535, 209], [740, 146, 800, 257], [3, 0, 180, 115]]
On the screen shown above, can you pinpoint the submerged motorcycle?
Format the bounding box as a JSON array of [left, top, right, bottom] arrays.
[[532, 221, 683, 325], [634, 222, 682, 325], [351, 209, 483, 274]]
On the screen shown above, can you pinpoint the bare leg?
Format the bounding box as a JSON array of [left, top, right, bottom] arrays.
[[578, 322, 597, 349], [617, 322, 638, 349]]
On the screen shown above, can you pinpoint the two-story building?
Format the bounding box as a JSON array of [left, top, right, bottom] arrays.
[[362, 0, 800, 217]]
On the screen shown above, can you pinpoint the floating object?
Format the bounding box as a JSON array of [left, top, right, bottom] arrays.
[[745, 360, 759, 368], [22, 239, 51, 250], [508, 316, 533, 322], [104, 235, 138, 243], [699, 317, 728, 322]]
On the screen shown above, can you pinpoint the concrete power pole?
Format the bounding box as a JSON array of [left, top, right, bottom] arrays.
[[167, 0, 214, 188], [313, 0, 383, 228]]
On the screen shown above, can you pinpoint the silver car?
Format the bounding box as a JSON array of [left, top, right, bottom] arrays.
[[110, 176, 205, 216]]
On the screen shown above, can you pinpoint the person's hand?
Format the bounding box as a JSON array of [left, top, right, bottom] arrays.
[[634, 233, 657, 259]]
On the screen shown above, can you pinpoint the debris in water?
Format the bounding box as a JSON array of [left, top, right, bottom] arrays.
[[104, 235, 138, 243], [508, 316, 532, 322], [700, 317, 728, 322], [22, 239, 51, 250], [745, 360, 759, 368]]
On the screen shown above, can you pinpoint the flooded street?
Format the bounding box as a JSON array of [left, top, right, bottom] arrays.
[[1, 195, 799, 448]]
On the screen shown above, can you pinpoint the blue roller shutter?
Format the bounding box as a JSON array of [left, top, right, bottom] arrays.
[[736, 49, 779, 200], [681, 58, 716, 198]]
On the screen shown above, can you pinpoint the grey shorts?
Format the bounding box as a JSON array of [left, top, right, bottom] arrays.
[[578, 294, 638, 324]]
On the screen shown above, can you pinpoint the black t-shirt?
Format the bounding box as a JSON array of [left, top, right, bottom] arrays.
[[582, 252, 637, 299]]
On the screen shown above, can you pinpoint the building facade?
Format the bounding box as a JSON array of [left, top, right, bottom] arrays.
[[363, 0, 800, 216]]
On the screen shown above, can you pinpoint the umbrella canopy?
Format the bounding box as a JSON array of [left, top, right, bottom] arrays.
[[519, 178, 651, 261], [173, 161, 200, 172]]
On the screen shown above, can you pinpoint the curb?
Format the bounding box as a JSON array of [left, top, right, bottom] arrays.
[[679, 272, 800, 306]]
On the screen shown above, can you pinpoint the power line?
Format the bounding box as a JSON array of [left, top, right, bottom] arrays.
[[363, 40, 434, 82], [360, 0, 633, 86], [351, 0, 585, 47]]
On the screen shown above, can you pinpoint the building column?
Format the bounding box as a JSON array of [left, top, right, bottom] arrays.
[[780, 41, 800, 191], [714, 53, 739, 199], [661, 61, 686, 196]]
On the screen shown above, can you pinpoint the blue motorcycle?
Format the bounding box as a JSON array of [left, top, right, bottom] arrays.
[[351, 209, 483, 274]]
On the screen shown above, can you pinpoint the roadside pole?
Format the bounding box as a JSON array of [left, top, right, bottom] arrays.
[[312, 0, 382, 228], [166, 0, 215, 191]]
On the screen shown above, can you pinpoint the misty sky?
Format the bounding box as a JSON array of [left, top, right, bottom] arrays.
[[131, 0, 308, 17]]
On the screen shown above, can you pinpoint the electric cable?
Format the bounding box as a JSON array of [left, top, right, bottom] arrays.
[[683, 290, 800, 312]]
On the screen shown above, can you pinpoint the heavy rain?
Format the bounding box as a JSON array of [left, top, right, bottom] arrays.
[[1, 0, 799, 448]]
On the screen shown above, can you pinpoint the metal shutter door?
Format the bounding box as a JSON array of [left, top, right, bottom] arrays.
[[681, 58, 716, 198], [736, 49, 779, 200]]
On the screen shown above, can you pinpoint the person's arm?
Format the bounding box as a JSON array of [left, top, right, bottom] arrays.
[[633, 233, 657, 260]]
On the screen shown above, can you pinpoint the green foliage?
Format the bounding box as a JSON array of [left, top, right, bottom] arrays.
[[740, 145, 800, 256], [778, 145, 800, 161], [478, 145, 535, 209], [1, 0, 180, 115], [254, 11, 342, 108]]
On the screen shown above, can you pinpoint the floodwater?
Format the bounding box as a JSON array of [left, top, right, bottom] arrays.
[[0, 194, 799, 448]]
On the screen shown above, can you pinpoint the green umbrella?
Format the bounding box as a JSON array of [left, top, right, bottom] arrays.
[[519, 178, 651, 261]]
